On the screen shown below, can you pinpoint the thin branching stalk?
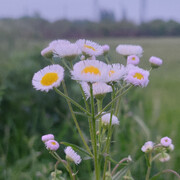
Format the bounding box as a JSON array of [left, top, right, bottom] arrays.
[[54, 87, 91, 116], [90, 83, 99, 180], [96, 85, 133, 120], [102, 85, 116, 180], [111, 157, 131, 176], [79, 84, 94, 150], [150, 169, 180, 179], [54, 82, 92, 156], [145, 152, 152, 180]]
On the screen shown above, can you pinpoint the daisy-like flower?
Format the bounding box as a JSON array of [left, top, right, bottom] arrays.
[[32, 64, 64, 92], [64, 146, 82, 165], [41, 39, 71, 58], [127, 55, 140, 65], [116, 44, 143, 57], [159, 153, 170, 162], [80, 82, 112, 99], [105, 63, 126, 83], [141, 141, 154, 153], [41, 134, 54, 142], [124, 66, 149, 87], [53, 43, 81, 61], [101, 113, 119, 126], [45, 140, 60, 151], [71, 60, 108, 82], [149, 56, 163, 68], [102, 44, 110, 55], [76, 39, 104, 57], [160, 136, 172, 147]]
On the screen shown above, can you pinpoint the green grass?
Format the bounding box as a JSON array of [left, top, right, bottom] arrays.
[[0, 37, 180, 179]]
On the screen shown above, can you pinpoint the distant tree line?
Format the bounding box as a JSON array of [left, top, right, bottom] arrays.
[[0, 16, 180, 40]]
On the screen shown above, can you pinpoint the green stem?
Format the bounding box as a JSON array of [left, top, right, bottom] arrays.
[[97, 99, 103, 155], [90, 83, 99, 180], [52, 152, 75, 180], [96, 85, 133, 120], [145, 153, 152, 180], [54, 87, 91, 116], [102, 85, 116, 180], [150, 169, 180, 179], [59, 81, 92, 156], [79, 84, 93, 149]]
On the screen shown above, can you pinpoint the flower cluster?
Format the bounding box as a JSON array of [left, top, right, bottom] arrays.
[[42, 134, 82, 165], [141, 136, 174, 162], [33, 39, 163, 93], [32, 39, 168, 179]]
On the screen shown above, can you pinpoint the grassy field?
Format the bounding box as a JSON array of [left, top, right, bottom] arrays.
[[0, 37, 180, 179]]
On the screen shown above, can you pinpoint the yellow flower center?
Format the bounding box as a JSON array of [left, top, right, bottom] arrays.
[[133, 72, 144, 80], [81, 66, 101, 75], [109, 70, 115, 77], [132, 57, 136, 60], [51, 142, 56, 145], [41, 72, 58, 86], [84, 44, 96, 51]]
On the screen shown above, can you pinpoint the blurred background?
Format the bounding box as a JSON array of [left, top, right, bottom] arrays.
[[0, 0, 180, 179]]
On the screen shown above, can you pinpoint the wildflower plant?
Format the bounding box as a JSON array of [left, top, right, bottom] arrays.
[[32, 39, 179, 179]]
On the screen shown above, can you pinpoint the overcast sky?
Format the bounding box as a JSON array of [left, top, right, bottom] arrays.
[[0, 0, 180, 23]]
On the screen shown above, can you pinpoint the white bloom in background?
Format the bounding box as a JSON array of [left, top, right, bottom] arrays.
[[102, 44, 110, 55], [32, 64, 64, 92], [53, 43, 81, 60], [141, 141, 154, 153], [80, 55, 86, 60], [168, 144, 175, 151], [41, 134, 54, 142], [76, 39, 104, 57], [159, 153, 170, 162], [41, 39, 71, 58], [127, 55, 140, 65], [64, 146, 82, 165], [160, 136, 172, 147], [71, 60, 108, 82], [45, 140, 60, 151], [116, 44, 143, 57], [124, 66, 149, 88], [149, 56, 163, 68], [81, 82, 112, 99], [105, 63, 126, 82], [101, 113, 119, 126]]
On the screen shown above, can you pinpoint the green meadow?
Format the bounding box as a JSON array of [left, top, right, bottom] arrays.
[[0, 37, 179, 179]]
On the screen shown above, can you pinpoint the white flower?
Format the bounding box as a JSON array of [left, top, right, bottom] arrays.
[[105, 63, 126, 82], [53, 43, 81, 60], [127, 55, 140, 65], [168, 144, 174, 151], [124, 66, 149, 88], [160, 136, 172, 147], [101, 113, 119, 126], [159, 153, 170, 162], [64, 146, 82, 165], [141, 141, 154, 153], [116, 44, 143, 57], [41, 39, 71, 58], [102, 44, 110, 55], [149, 56, 163, 68], [76, 39, 104, 57], [71, 60, 108, 82], [81, 82, 112, 99], [41, 134, 54, 142], [32, 64, 64, 92], [45, 140, 60, 151]]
